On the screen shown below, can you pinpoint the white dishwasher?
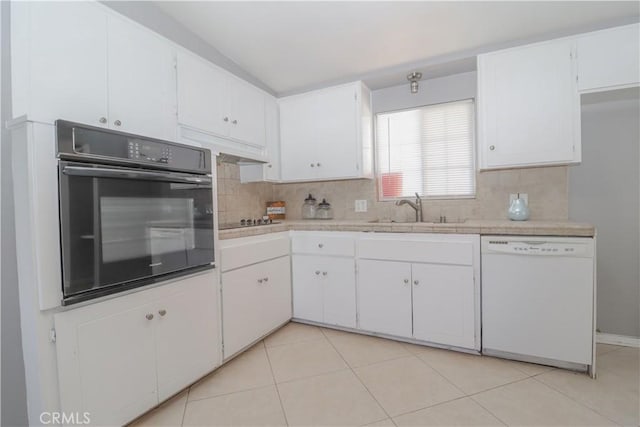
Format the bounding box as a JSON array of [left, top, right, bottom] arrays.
[[481, 236, 595, 372]]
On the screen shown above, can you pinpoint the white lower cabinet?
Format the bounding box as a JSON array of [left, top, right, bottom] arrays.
[[222, 256, 292, 358], [358, 260, 412, 337], [292, 255, 356, 328], [54, 272, 220, 426], [357, 233, 480, 350]]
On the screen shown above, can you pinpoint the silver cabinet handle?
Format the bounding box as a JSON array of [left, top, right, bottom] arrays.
[[318, 243, 324, 248], [99, 117, 107, 124], [413, 280, 420, 286], [315, 271, 321, 275], [258, 278, 264, 283], [223, 117, 229, 122], [404, 279, 409, 284], [310, 163, 315, 167], [114, 120, 122, 126], [317, 163, 321, 167], [146, 313, 154, 320], [267, 164, 273, 168], [232, 119, 238, 125], [158, 309, 167, 317], [322, 271, 328, 276], [489, 145, 495, 151], [263, 277, 269, 282]]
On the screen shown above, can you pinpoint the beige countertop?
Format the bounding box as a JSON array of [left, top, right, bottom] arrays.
[[218, 219, 595, 240]]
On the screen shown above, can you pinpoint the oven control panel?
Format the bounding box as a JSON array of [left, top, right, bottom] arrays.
[[128, 140, 174, 164]]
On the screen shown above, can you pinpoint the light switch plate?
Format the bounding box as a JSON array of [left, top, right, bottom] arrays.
[[355, 200, 368, 212], [509, 193, 528, 205]]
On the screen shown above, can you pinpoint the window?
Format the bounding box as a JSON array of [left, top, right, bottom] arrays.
[[375, 99, 476, 200]]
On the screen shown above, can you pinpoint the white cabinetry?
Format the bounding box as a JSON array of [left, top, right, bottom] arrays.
[[177, 51, 267, 155], [279, 82, 373, 182], [478, 39, 580, 169], [357, 234, 480, 350], [54, 272, 220, 426], [11, 2, 177, 141], [291, 232, 357, 328], [220, 233, 292, 359], [576, 24, 640, 92], [239, 95, 281, 182]]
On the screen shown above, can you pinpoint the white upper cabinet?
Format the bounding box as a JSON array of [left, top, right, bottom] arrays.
[[477, 39, 580, 169], [107, 16, 177, 141], [12, 2, 177, 140], [279, 81, 373, 182], [576, 24, 640, 92], [11, 1, 109, 127], [177, 51, 266, 148]]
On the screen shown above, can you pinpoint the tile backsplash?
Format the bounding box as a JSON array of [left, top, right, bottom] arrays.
[[218, 162, 569, 223]]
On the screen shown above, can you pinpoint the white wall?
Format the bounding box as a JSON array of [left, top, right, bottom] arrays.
[[570, 87, 640, 338], [1, 1, 29, 425]]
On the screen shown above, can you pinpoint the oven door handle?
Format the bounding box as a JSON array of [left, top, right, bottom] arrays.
[[62, 165, 212, 185]]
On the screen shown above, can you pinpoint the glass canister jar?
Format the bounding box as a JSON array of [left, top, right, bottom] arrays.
[[301, 194, 317, 219], [316, 198, 333, 220]]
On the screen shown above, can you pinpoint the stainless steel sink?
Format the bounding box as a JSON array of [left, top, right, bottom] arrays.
[[368, 219, 466, 225]]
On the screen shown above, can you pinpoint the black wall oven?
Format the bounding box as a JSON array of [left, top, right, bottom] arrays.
[[57, 121, 215, 305]]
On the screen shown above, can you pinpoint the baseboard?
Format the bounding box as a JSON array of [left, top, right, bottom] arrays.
[[596, 332, 640, 348]]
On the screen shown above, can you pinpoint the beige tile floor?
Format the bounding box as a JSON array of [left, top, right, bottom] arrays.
[[131, 322, 640, 426]]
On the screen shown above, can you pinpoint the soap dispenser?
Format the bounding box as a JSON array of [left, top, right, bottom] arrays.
[[508, 194, 530, 221], [301, 194, 317, 219]]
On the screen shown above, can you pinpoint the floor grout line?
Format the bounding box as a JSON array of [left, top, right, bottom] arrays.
[[467, 394, 510, 426], [180, 387, 191, 426], [263, 340, 291, 427], [529, 375, 624, 426], [320, 327, 398, 426]]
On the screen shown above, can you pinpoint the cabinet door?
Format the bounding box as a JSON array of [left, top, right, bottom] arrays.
[[291, 255, 324, 322], [320, 256, 356, 328], [411, 264, 476, 349], [264, 95, 281, 180], [260, 256, 292, 334], [358, 260, 412, 338], [108, 16, 177, 141], [315, 85, 359, 179], [26, 1, 108, 126], [177, 51, 230, 137], [154, 278, 221, 401], [55, 304, 158, 426], [479, 40, 579, 168], [577, 24, 640, 91], [279, 95, 318, 181], [230, 79, 266, 147], [222, 263, 267, 358]]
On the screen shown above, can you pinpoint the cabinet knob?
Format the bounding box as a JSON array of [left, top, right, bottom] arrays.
[[158, 309, 167, 317], [263, 277, 269, 282], [310, 163, 315, 167], [489, 145, 495, 151], [98, 117, 107, 124], [318, 243, 324, 248], [322, 271, 328, 276], [232, 119, 238, 125], [114, 120, 122, 127], [316, 163, 321, 167], [258, 278, 264, 283], [413, 280, 420, 286], [145, 313, 154, 320], [404, 279, 409, 284], [267, 164, 273, 168], [315, 271, 321, 275], [223, 117, 229, 122]]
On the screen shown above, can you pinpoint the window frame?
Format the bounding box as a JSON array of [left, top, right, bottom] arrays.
[[374, 98, 477, 202]]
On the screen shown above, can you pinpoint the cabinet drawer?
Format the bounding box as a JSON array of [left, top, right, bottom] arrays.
[[220, 232, 289, 271], [358, 235, 475, 266], [291, 232, 355, 256]]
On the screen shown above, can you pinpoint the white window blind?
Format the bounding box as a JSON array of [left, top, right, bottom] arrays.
[[375, 99, 476, 200]]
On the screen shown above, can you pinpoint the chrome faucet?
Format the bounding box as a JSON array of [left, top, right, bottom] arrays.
[[396, 192, 423, 222]]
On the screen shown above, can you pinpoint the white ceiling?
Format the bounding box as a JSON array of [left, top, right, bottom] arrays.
[[155, 1, 639, 95]]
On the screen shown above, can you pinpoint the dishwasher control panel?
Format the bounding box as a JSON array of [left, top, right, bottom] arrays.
[[485, 239, 593, 257]]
